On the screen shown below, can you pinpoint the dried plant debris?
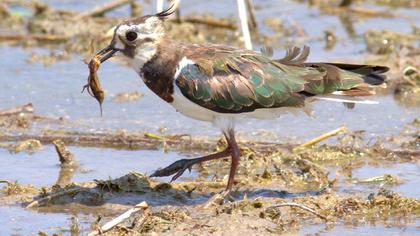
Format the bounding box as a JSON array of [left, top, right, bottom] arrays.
[[95, 173, 151, 193], [99, 189, 420, 235], [82, 55, 105, 115], [0, 114, 32, 129], [0, 181, 38, 196], [394, 66, 420, 107], [53, 139, 76, 165], [198, 149, 330, 191], [0, 139, 43, 153], [305, 0, 418, 9], [371, 0, 419, 8], [0, 103, 64, 130], [364, 30, 419, 54], [2, 158, 417, 235], [352, 174, 402, 185], [0, 103, 34, 129], [0, 103, 33, 116], [112, 91, 143, 103], [133, 207, 190, 234]]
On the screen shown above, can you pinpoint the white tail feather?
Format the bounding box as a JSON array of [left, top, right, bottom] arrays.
[[314, 95, 379, 104]]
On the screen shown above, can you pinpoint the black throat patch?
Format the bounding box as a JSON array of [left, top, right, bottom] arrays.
[[140, 46, 181, 103]]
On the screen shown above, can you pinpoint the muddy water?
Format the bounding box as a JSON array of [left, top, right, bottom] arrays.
[[302, 223, 420, 236], [0, 205, 94, 236], [0, 146, 195, 187], [329, 162, 420, 198], [1, 0, 419, 235], [0, 146, 195, 235]]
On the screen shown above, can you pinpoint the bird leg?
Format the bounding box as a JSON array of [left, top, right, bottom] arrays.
[[202, 130, 240, 207], [150, 146, 231, 182], [150, 129, 241, 191], [225, 129, 240, 190]]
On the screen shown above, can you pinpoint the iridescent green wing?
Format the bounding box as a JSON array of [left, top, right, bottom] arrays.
[[175, 46, 376, 114], [175, 47, 315, 113]]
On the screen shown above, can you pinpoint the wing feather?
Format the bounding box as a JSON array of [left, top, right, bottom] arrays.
[[174, 45, 386, 114]]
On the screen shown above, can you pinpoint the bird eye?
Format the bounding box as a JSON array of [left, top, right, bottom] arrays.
[[126, 31, 137, 41]]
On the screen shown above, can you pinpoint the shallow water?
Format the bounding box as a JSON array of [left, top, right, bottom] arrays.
[[332, 162, 420, 199], [0, 145, 194, 187], [1, 0, 419, 235], [302, 221, 420, 236], [0, 205, 93, 236]]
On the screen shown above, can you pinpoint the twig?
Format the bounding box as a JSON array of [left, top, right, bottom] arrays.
[[53, 139, 76, 165], [77, 0, 133, 19], [132, 208, 150, 229], [0, 103, 33, 116], [0, 34, 70, 42], [268, 202, 327, 221], [296, 126, 347, 149], [170, 181, 227, 190], [245, 0, 257, 30], [349, 7, 394, 17], [173, 16, 238, 30], [202, 190, 233, 209], [87, 201, 149, 236], [26, 187, 85, 208], [53, 139, 78, 187], [322, 6, 394, 18]]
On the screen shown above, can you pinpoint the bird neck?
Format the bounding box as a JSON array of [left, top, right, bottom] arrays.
[[140, 38, 184, 103]]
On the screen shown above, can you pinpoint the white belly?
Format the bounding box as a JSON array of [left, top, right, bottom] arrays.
[[171, 85, 218, 122], [171, 85, 306, 131]]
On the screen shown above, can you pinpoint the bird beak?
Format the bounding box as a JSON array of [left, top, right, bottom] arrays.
[[96, 45, 119, 63]]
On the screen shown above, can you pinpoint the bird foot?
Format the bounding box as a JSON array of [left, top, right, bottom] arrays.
[[202, 190, 234, 209], [150, 158, 197, 182]]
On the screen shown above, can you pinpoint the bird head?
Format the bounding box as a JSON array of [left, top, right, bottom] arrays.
[[95, 3, 177, 70]]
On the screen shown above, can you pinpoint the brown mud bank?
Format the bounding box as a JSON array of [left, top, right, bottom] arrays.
[[5, 174, 419, 235], [1, 119, 418, 235]]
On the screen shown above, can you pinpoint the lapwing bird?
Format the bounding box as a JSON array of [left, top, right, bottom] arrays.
[[95, 4, 388, 191]]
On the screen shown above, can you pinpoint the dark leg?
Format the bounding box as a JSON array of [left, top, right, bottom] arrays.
[[201, 129, 241, 208], [150, 146, 231, 182], [225, 129, 240, 190], [151, 129, 241, 190]]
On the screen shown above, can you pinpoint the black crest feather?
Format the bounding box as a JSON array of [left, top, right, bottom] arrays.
[[155, 1, 177, 19]]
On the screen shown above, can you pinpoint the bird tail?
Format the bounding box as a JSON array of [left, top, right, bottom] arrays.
[[310, 63, 389, 108], [273, 46, 389, 107], [323, 63, 389, 86], [301, 62, 388, 108]]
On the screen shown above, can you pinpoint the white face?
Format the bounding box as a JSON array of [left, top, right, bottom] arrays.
[[113, 16, 164, 72]]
